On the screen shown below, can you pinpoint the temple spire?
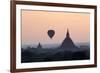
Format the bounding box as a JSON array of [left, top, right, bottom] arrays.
[[66, 28, 70, 37]]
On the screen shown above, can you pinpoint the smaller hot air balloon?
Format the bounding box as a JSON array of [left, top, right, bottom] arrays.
[[47, 30, 55, 39]]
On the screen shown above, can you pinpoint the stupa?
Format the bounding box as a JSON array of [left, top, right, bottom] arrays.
[[60, 29, 78, 49], [37, 43, 42, 49]]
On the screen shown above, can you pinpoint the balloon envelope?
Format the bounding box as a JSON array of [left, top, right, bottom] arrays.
[[47, 30, 55, 39]]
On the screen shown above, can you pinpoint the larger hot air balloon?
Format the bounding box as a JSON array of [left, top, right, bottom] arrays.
[[47, 30, 55, 39]]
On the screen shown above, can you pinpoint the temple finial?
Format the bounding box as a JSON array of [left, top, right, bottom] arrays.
[[67, 28, 70, 37]]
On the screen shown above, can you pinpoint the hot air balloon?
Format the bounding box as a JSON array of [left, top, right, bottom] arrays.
[[47, 30, 55, 39]]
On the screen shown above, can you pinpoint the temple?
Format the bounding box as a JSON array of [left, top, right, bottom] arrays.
[[37, 43, 42, 49], [60, 29, 78, 49]]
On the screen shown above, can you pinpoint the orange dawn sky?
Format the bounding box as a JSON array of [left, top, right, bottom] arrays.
[[21, 10, 90, 46]]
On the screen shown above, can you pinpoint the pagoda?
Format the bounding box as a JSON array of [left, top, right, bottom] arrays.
[[60, 29, 78, 49], [37, 43, 42, 49]]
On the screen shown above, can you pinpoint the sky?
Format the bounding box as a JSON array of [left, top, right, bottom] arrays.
[[21, 10, 90, 46]]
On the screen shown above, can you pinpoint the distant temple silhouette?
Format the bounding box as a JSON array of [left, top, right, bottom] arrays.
[[60, 29, 78, 49], [37, 43, 42, 49], [36, 29, 78, 50]]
